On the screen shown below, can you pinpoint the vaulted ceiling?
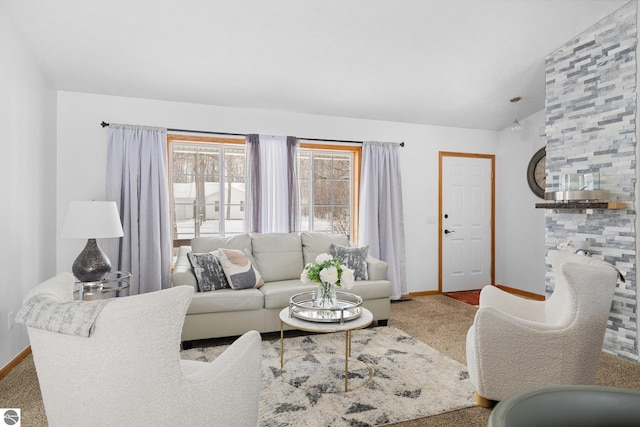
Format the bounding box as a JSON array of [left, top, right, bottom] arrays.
[[1, 0, 630, 130]]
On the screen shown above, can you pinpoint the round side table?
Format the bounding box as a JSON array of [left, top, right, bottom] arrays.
[[74, 271, 131, 301]]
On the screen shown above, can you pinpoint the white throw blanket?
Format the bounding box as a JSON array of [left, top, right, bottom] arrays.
[[16, 295, 111, 337]]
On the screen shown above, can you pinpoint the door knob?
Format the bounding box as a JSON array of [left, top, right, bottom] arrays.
[[444, 229, 455, 235]]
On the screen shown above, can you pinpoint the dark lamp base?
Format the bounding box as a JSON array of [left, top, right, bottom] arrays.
[[72, 238, 112, 282]]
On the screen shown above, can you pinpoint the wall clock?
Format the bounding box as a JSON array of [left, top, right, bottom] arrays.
[[527, 147, 546, 199]]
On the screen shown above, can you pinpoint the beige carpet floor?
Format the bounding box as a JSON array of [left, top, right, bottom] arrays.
[[2, 294, 640, 426]]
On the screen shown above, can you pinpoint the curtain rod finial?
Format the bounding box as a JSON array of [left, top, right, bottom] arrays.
[[101, 121, 109, 128], [400, 142, 405, 147]]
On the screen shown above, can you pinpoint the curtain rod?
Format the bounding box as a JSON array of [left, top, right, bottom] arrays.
[[100, 121, 404, 147]]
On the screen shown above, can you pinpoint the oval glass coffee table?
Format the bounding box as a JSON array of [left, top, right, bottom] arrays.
[[279, 305, 373, 392]]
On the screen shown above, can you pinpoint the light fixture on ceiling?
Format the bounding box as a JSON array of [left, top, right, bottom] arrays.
[[510, 96, 523, 133]]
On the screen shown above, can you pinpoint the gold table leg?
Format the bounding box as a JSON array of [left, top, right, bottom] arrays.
[[280, 320, 284, 373], [345, 330, 351, 392]]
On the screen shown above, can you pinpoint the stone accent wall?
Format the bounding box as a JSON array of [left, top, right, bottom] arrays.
[[544, 3, 638, 361]]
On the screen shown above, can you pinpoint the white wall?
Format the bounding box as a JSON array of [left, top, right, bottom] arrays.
[[400, 125, 498, 293], [57, 91, 499, 295], [0, 61, 543, 366], [495, 110, 547, 295], [0, 6, 57, 369]]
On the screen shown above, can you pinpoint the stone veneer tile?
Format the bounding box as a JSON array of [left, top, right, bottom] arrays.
[[544, 2, 638, 361]]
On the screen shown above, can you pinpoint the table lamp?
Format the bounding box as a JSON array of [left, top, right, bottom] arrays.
[[61, 201, 124, 282]]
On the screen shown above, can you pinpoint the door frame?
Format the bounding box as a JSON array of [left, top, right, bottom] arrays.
[[438, 151, 496, 293]]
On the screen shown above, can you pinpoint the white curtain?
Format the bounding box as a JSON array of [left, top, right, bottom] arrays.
[[104, 124, 172, 294], [359, 141, 408, 300], [245, 134, 299, 233]]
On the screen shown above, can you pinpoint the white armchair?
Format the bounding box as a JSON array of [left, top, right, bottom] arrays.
[[466, 251, 618, 406], [23, 273, 262, 427]]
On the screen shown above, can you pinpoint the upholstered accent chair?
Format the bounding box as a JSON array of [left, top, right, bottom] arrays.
[[466, 251, 618, 406], [23, 273, 262, 427]]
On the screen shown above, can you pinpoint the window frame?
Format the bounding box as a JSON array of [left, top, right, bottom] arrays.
[[167, 134, 246, 246], [299, 143, 361, 243], [166, 135, 362, 245]]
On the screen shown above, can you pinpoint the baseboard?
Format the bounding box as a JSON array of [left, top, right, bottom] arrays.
[[495, 284, 545, 301], [408, 286, 544, 301], [0, 346, 31, 381], [409, 290, 440, 297]]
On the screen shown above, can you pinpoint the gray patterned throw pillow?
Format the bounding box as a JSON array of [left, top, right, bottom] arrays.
[[187, 251, 230, 292], [330, 244, 369, 280]]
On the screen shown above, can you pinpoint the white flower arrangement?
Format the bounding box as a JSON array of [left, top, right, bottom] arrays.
[[301, 253, 355, 290]]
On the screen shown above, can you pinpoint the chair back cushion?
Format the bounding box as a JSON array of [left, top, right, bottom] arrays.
[[546, 251, 618, 324], [556, 261, 617, 379]]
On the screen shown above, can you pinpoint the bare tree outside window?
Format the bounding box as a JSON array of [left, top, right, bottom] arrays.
[[298, 149, 354, 238]]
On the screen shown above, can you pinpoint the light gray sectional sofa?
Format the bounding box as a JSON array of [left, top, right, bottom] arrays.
[[171, 232, 392, 343]]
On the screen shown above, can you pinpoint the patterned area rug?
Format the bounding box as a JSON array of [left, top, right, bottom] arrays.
[[181, 326, 475, 426]]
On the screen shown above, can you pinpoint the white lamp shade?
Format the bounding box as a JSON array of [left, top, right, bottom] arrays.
[[61, 201, 124, 239]]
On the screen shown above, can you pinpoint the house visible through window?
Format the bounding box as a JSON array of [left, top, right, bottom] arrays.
[[167, 135, 360, 245], [168, 135, 246, 243]]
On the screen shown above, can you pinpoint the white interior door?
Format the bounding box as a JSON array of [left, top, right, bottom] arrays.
[[441, 154, 493, 292]]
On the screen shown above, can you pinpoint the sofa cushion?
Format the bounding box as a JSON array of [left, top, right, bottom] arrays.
[[187, 288, 264, 314], [191, 233, 252, 253], [187, 251, 230, 292], [301, 232, 350, 265], [260, 280, 319, 309], [218, 248, 264, 290], [251, 233, 304, 282], [331, 244, 369, 280]]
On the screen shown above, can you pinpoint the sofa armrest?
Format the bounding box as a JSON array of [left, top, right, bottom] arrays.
[[172, 246, 198, 290], [366, 255, 388, 281]]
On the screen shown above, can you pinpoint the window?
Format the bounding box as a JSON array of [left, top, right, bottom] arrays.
[[168, 135, 246, 243], [298, 145, 361, 240], [167, 136, 360, 245]]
